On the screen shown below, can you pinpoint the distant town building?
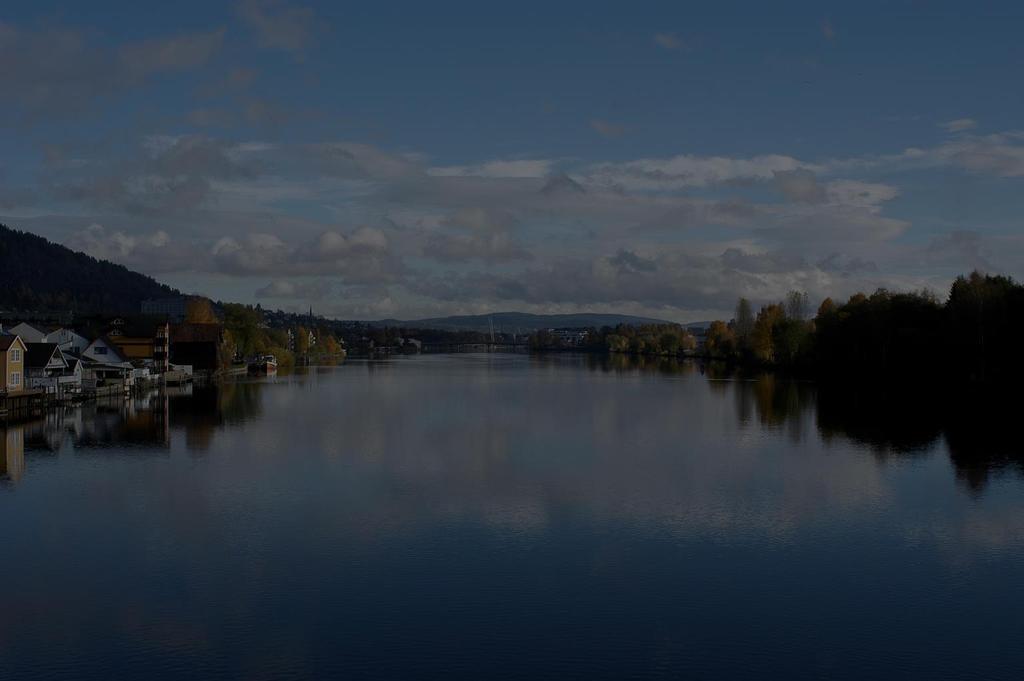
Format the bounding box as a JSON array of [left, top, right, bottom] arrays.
[[550, 328, 590, 346]]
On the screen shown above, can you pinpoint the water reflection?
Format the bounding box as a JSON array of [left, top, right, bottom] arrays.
[[1, 381, 268, 484], [0, 424, 25, 483], [816, 383, 1021, 493], [581, 354, 1020, 494], [1, 356, 1023, 679], [168, 382, 264, 452]]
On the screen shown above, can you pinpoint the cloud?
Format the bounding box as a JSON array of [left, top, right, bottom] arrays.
[[64, 223, 194, 273], [608, 249, 657, 273], [210, 227, 399, 282], [773, 169, 825, 203], [824, 180, 899, 209], [0, 24, 224, 119], [942, 133, 1024, 177], [47, 135, 254, 215], [940, 118, 977, 133], [255, 279, 335, 299], [429, 159, 554, 179], [16, 127, 1019, 321], [825, 131, 1024, 178], [653, 33, 682, 50], [816, 253, 877, 275], [119, 30, 225, 78], [422, 208, 532, 263], [236, 0, 321, 54], [925, 230, 993, 272], [590, 119, 626, 139], [585, 153, 814, 190]]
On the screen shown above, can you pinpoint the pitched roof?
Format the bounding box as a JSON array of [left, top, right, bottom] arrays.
[[24, 342, 64, 369], [0, 335, 25, 351], [88, 336, 130, 364]]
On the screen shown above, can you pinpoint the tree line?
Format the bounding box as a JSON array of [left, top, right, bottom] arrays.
[[527, 271, 1024, 384], [708, 271, 1024, 383]]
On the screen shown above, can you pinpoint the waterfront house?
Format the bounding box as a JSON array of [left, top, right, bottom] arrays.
[[25, 343, 68, 379], [106, 319, 170, 373], [0, 335, 27, 394], [82, 336, 132, 367], [171, 323, 224, 373], [24, 343, 81, 398]]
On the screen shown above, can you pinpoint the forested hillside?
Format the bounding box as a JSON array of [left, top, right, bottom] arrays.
[[0, 224, 178, 313]]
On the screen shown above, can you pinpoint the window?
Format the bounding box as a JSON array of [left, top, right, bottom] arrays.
[[95, 346, 108, 355], [10, 348, 20, 362], [10, 372, 20, 387]]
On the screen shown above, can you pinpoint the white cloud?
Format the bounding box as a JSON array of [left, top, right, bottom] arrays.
[[64, 223, 191, 273], [940, 118, 977, 133], [428, 159, 554, 179], [585, 153, 815, 190]]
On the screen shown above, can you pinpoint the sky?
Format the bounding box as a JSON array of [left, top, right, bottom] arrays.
[[2, 1, 1024, 322]]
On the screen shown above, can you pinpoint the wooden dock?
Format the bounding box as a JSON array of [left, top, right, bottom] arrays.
[[0, 390, 46, 420]]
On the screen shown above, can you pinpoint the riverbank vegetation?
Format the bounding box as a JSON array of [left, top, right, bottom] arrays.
[[219, 303, 345, 370], [528, 272, 1024, 384]]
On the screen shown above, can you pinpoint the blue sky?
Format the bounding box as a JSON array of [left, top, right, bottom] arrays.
[[3, 1, 1024, 321]]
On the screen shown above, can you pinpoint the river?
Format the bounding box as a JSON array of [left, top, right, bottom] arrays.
[[1, 353, 1022, 679]]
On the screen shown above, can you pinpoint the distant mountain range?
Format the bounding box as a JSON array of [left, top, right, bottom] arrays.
[[373, 312, 678, 333], [0, 223, 178, 314]]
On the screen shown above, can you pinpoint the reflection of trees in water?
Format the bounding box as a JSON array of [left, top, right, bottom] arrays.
[[168, 381, 264, 452], [575, 352, 699, 376], [816, 386, 942, 457], [943, 399, 1021, 494], [710, 366, 816, 444], [743, 377, 1020, 495], [652, 358, 1021, 494]]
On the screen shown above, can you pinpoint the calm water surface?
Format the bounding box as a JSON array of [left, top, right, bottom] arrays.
[[2, 353, 1023, 679]]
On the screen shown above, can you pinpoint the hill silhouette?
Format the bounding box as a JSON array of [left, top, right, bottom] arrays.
[[0, 223, 178, 314]]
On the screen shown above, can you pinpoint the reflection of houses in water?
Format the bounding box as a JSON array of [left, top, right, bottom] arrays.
[[3, 380, 267, 482], [21, 392, 170, 453], [0, 424, 26, 483]]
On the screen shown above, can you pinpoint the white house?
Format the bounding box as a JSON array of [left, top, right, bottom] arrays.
[[79, 338, 134, 391], [82, 336, 132, 367], [47, 328, 90, 355], [24, 343, 81, 398]]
